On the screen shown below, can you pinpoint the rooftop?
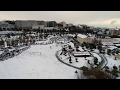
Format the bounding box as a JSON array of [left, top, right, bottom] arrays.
[[77, 34, 87, 38], [102, 42, 114, 46]]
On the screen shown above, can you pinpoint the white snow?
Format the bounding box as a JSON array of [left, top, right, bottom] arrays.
[[102, 42, 114, 46], [68, 34, 75, 37], [105, 54, 120, 70], [68, 42, 74, 48], [0, 43, 77, 79], [58, 51, 93, 68], [94, 49, 99, 53], [115, 44, 120, 46], [0, 51, 4, 55], [115, 38, 120, 42], [77, 34, 87, 38], [91, 52, 101, 62], [78, 47, 84, 52], [107, 46, 117, 50]]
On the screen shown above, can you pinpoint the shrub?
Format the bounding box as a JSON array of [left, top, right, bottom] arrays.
[[79, 66, 115, 79], [94, 57, 98, 65], [113, 66, 118, 70]]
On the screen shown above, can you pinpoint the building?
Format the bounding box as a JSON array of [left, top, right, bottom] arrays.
[[60, 21, 67, 28], [32, 25, 44, 30], [77, 34, 117, 43], [15, 20, 38, 29], [57, 23, 63, 29], [79, 24, 88, 29], [110, 29, 120, 36], [67, 23, 73, 27], [45, 21, 57, 27], [88, 26, 94, 30], [37, 21, 45, 25], [0, 21, 15, 30], [32, 21, 45, 30], [77, 34, 93, 43]]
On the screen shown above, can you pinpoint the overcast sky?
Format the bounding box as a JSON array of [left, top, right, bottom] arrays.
[[0, 11, 120, 28]]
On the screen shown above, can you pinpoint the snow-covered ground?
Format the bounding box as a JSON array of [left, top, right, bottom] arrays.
[[91, 52, 101, 62], [58, 51, 93, 68], [105, 54, 120, 70], [0, 43, 77, 79]]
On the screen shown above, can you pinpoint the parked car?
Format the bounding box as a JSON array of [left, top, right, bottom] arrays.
[[1, 46, 16, 58], [16, 45, 30, 53], [0, 49, 6, 61]]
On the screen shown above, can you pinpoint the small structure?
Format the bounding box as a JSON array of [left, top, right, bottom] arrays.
[[107, 46, 118, 50], [102, 42, 114, 46], [72, 51, 91, 57], [35, 40, 50, 45]]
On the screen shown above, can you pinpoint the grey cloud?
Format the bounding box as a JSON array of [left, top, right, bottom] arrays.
[[0, 11, 120, 28], [111, 20, 117, 24]]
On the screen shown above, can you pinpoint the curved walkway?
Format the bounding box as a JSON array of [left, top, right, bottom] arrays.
[[56, 50, 108, 71], [55, 50, 81, 70], [92, 52, 108, 70], [98, 54, 108, 70]]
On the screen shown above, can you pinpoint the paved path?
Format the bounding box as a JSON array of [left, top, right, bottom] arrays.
[[56, 50, 108, 70], [98, 54, 108, 70], [92, 52, 108, 70], [55, 50, 81, 70]]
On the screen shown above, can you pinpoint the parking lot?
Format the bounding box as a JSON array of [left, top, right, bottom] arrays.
[[0, 45, 30, 61]]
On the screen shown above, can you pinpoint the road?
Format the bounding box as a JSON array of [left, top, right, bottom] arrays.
[[55, 50, 81, 70]]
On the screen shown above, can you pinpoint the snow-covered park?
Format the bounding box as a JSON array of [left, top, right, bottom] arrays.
[[0, 43, 78, 79], [1, 34, 120, 79]]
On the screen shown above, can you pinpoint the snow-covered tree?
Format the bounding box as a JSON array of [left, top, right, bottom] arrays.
[[94, 57, 98, 65]]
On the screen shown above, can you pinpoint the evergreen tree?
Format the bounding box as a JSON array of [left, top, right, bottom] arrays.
[[107, 49, 111, 55], [98, 45, 102, 53], [94, 57, 98, 65]]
